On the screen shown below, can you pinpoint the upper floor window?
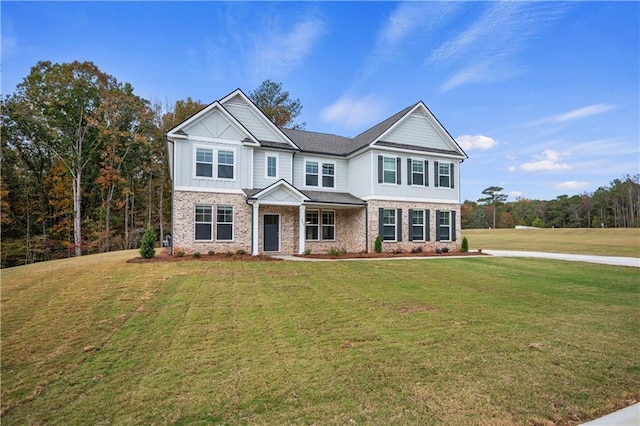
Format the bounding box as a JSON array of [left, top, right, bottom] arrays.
[[218, 150, 234, 179], [435, 161, 455, 189], [306, 160, 335, 188], [195, 146, 235, 180], [378, 155, 401, 185], [196, 148, 214, 178], [408, 159, 428, 186], [266, 155, 277, 178]]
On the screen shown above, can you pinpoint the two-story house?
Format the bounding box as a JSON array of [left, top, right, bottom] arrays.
[[166, 89, 467, 256]]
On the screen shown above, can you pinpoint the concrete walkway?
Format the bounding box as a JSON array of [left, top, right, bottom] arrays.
[[483, 250, 640, 268], [581, 402, 640, 425]]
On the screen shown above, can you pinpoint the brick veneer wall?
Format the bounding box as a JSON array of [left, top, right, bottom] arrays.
[[172, 191, 251, 254], [366, 199, 461, 253], [303, 208, 366, 254]]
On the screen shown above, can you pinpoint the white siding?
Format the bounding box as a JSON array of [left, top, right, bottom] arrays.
[[384, 113, 452, 152], [293, 155, 348, 192], [173, 140, 252, 191], [224, 103, 289, 144], [253, 149, 294, 189], [346, 151, 372, 198], [183, 110, 244, 141]]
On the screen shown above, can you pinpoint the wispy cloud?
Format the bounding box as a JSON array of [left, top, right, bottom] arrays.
[[431, 2, 568, 91], [555, 181, 589, 190], [531, 104, 616, 125], [253, 16, 327, 79], [517, 149, 571, 172], [456, 134, 496, 151], [320, 95, 384, 131]]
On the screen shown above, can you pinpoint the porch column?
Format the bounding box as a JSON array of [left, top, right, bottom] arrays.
[[252, 202, 260, 256], [298, 204, 306, 254]]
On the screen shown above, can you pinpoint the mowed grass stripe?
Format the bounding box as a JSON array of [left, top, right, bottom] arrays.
[[2, 253, 639, 424]]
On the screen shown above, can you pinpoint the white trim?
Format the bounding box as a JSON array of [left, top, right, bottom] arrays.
[[189, 135, 243, 145], [380, 154, 399, 185], [361, 195, 459, 204], [305, 209, 320, 241], [410, 209, 427, 242], [303, 157, 337, 190], [321, 209, 336, 241], [375, 145, 465, 160], [409, 158, 426, 187], [438, 210, 453, 242], [215, 205, 235, 242], [381, 208, 397, 242], [194, 204, 214, 242], [175, 186, 245, 194], [192, 144, 237, 182]]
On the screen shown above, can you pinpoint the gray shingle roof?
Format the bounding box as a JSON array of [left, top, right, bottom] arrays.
[[244, 187, 365, 206]]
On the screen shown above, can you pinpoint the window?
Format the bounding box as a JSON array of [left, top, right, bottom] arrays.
[[305, 210, 319, 240], [411, 160, 425, 186], [438, 211, 451, 241], [218, 150, 234, 179], [435, 161, 454, 188], [195, 148, 213, 178], [322, 163, 335, 188], [266, 155, 277, 178], [216, 206, 233, 241], [383, 157, 397, 184], [322, 211, 335, 240], [305, 162, 319, 186], [382, 208, 396, 241], [412, 210, 425, 241], [195, 205, 212, 240]]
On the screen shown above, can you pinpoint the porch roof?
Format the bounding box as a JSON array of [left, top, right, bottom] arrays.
[[243, 187, 366, 207]]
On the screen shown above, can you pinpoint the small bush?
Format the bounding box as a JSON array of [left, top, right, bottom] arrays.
[[394, 248, 403, 254], [435, 248, 442, 254], [328, 247, 341, 257], [461, 237, 469, 252], [442, 247, 449, 253], [139, 225, 156, 259], [303, 249, 312, 256], [236, 249, 247, 255], [374, 235, 382, 253], [192, 252, 201, 259], [208, 250, 215, 256], [225, 250, 233, 257], [176, 250, 185, 257], [411, 246, 423, 254]]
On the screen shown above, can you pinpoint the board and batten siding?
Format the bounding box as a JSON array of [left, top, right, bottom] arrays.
[[223, 103, 290, 145], [253, 150, 294, 189], [183, 109, 245, 142], [293, 155, 349, 192], [173, 139, 252, 191], [346, 151, 372, 198], [384, 113, 452, 152]]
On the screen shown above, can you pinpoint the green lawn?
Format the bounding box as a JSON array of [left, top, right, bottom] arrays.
[[2, 250, 639, 424], [463, 228, 640, 257]]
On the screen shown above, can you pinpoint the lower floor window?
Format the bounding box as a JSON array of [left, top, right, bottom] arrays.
[[195, 205, 213, 240], [438, 211, 451, 241], [306, 209, 335, 241], [382, 208, 397, 241], [412, 210, 425, 241], [216, 206, 233, 240]]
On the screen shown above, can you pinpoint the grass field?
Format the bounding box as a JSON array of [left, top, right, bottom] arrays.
[[2, 246, 639, 425], [463, 228, 640, 257]]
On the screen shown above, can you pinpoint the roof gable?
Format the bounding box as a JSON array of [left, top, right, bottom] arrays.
[[167, 101, 258, 144], [219, 90, 299, 150], [246, 179, 309, 205]]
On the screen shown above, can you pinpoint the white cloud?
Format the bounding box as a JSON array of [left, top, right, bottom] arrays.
[[532, 104, 616, 125], [456, 134, 496, 151], [520, 149, 571, 171], [510, 191, 522, 198], [320, 95, 383, 130], [254, 17, 327, 78], [507, 166, 517, 172], [555, 181, 589, 190]]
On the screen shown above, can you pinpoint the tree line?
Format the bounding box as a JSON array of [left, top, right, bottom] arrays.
[[462, 175, 640, 229], [0, 61, 303, 268]]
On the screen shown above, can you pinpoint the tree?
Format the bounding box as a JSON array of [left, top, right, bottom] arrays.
[[248, 80, 305, 129], [478, 186, 507, 228]]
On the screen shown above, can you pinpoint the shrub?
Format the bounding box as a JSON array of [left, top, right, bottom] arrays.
[[225, 250, 233, 257], [303, 249, 311, 256], [176, 250, 185, 257], [374, 235, 382, 253], [208, 250, 215, 256], [442, 247, 449, 253], [411, 246, 423, 254], [328, 247, 341, 257], [192, 252, 201, 259], [461, 237, 469, 252], [532, 217, 544, 228], [139, 225, 156, 259], [236, 249, 247, 255]]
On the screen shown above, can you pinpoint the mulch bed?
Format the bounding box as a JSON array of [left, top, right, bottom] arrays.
[[127, 249, 486, 263]]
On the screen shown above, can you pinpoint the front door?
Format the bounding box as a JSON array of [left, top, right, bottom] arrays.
[[263, 214, 280, 251]]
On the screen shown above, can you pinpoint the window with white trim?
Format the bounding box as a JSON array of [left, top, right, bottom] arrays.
[[322, 211, 335, 240], [438, 211, 451, 241], [305, 161, 319, 186], [412, 210, 425, 241], [435, 162, 454, 188], [195, 205, 213, 240], [195, 148, 213, 178], [322, 163, 335, 188], [382, 208, 397, 241], [305, 210, 319, 240], [383, 157, 397, 184], [411, 160, 425, 186], [216, 206, 233, 241], [266, 155, 277, 178], [218, 150, 234, 179]]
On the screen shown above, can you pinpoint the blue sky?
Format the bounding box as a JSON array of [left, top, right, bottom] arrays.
[[2, 1, 638, 202]]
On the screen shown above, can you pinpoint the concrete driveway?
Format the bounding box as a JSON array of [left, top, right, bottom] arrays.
[[483, 250, 640, 267]]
